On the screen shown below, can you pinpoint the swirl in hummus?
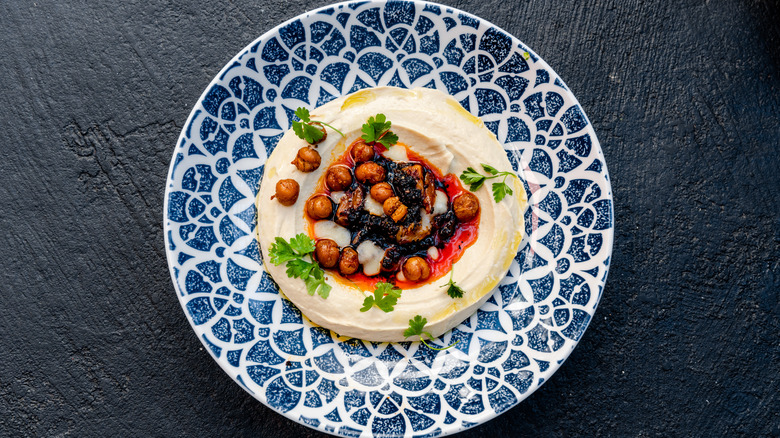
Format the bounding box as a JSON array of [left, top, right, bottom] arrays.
[[257, 87, 525, 342]]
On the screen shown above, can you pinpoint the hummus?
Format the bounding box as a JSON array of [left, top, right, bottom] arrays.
[[257, 87, 525, 342]]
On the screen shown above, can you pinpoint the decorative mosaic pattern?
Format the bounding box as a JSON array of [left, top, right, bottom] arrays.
[[163, 1, 613, 436]]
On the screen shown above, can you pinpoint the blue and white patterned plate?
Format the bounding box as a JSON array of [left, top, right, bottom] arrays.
[[164, 1, 613, 436]]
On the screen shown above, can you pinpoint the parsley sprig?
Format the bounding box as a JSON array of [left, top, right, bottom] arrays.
[[459, 164, 518, 202], [403, 315, 458, 351], [292, 107, 345, 144], [269, 234, 331, 299], [360, 282, 402, 313], [442, 269, 464, 299], [361, 114, 398, 148]]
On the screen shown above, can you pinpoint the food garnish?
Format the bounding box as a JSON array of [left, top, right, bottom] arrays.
[[361, 114, 398, 148], [403, 315, 458, 350], [442, 268, 464, 299], [272, 179, 299, 206], [402, 257, 430, 282], [292, 107, 345, 144], [269, 234, 331, 298], [459, 164, 518, 202], [292, 146, 321, 172], [360, 282, 402, 313]]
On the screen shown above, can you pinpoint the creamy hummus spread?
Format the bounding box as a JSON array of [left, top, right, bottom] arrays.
[[257, 87, 525, 342]]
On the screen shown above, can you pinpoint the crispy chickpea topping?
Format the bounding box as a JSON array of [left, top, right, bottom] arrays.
[[326, 165, 353, 191], [306, 195, 333, 220], [338, 247, 360, 275], [370, 182, 394, 203], [292, 146, 321, 172], [355, 162, 386, 185], [350, 140, 374, 163], [402, 256, 431, 282], [383, 196, 408, 222], [273, 179, 299, 206], [314, 239, 340, 268], [298, 135, 483, 286], [453, 192, 480, 222]]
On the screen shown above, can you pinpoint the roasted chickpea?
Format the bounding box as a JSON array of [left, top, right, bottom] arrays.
[[383, 196, 407, 222], [326, 165, 353, 191], [314, 239, 340, 268], [453, 192, 480, 222], [350, 140, 374, 163], [355, 162, 386, 185], [370, 182, 394, 203], [292, 146, 321, 172], [306, 195, 333, 220], [338, 247, 360, 275], [402, 256, 430, 282], [273, 179, 299, 206]]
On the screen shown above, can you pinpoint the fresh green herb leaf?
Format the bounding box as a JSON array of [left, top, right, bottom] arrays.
[[361, 114, 398, 148], [270, 233, 316, 265], [304, 268, 331, 298], [291, 107, 345, 144], [360, 282, 402, 312], [295, 107, 312, 123], [403, 315, 429, 338], [403, 315, 459, 351], [285, 258, 315, 279], [268, 234, 330, 299], [481, 163, 499, 175], [442, 269, 464, 299], [269, 237, 298, 265], [523, 51, 530, 60], [491, 180, 513, 202], [458, 164, 518, 202], [289, 233, 316, 255], [446, 282, 465, 299], [459, 167, 487, 191], [377, 131, 398, 149]]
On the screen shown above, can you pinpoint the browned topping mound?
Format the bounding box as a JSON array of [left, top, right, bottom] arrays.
[[300, 140, 480, 285]]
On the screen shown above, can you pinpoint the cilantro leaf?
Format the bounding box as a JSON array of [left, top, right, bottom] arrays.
[[269, 237, 298, 265], [286, 258, 315, 279], [444, 279, 464, 299], [446, 282, 464, 298], [291, 107, 345, 144], [403, 315, 428, 338], [441, 268, 464, 299], [459, 167, 486, 191], [491, 181, 513, 202], [270, 234, 316, 265], [360, 282, 402, 312], [289, 233, 316, 255], [268, 234, 330, 299], [361, 114, 397, 147], [295, 107, 311, 123], [481, 163, 499, 175], [403, 315, 459, 350], [304, 268, 331, 298], [292, 119, 325, 144], [459, 164, 519, 203], [377, 130, 398, 149]]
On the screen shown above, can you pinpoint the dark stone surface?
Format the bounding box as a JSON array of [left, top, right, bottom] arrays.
[[0, 0, 777, 436]]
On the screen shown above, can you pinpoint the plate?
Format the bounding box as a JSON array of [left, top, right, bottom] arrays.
[[163, 1, 614, 436]]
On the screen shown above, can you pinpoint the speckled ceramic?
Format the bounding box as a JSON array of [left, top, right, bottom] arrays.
[[163, 1, 614, 436]]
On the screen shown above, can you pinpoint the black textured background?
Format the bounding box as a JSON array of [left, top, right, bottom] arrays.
[[1, 0, 778, 436]]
